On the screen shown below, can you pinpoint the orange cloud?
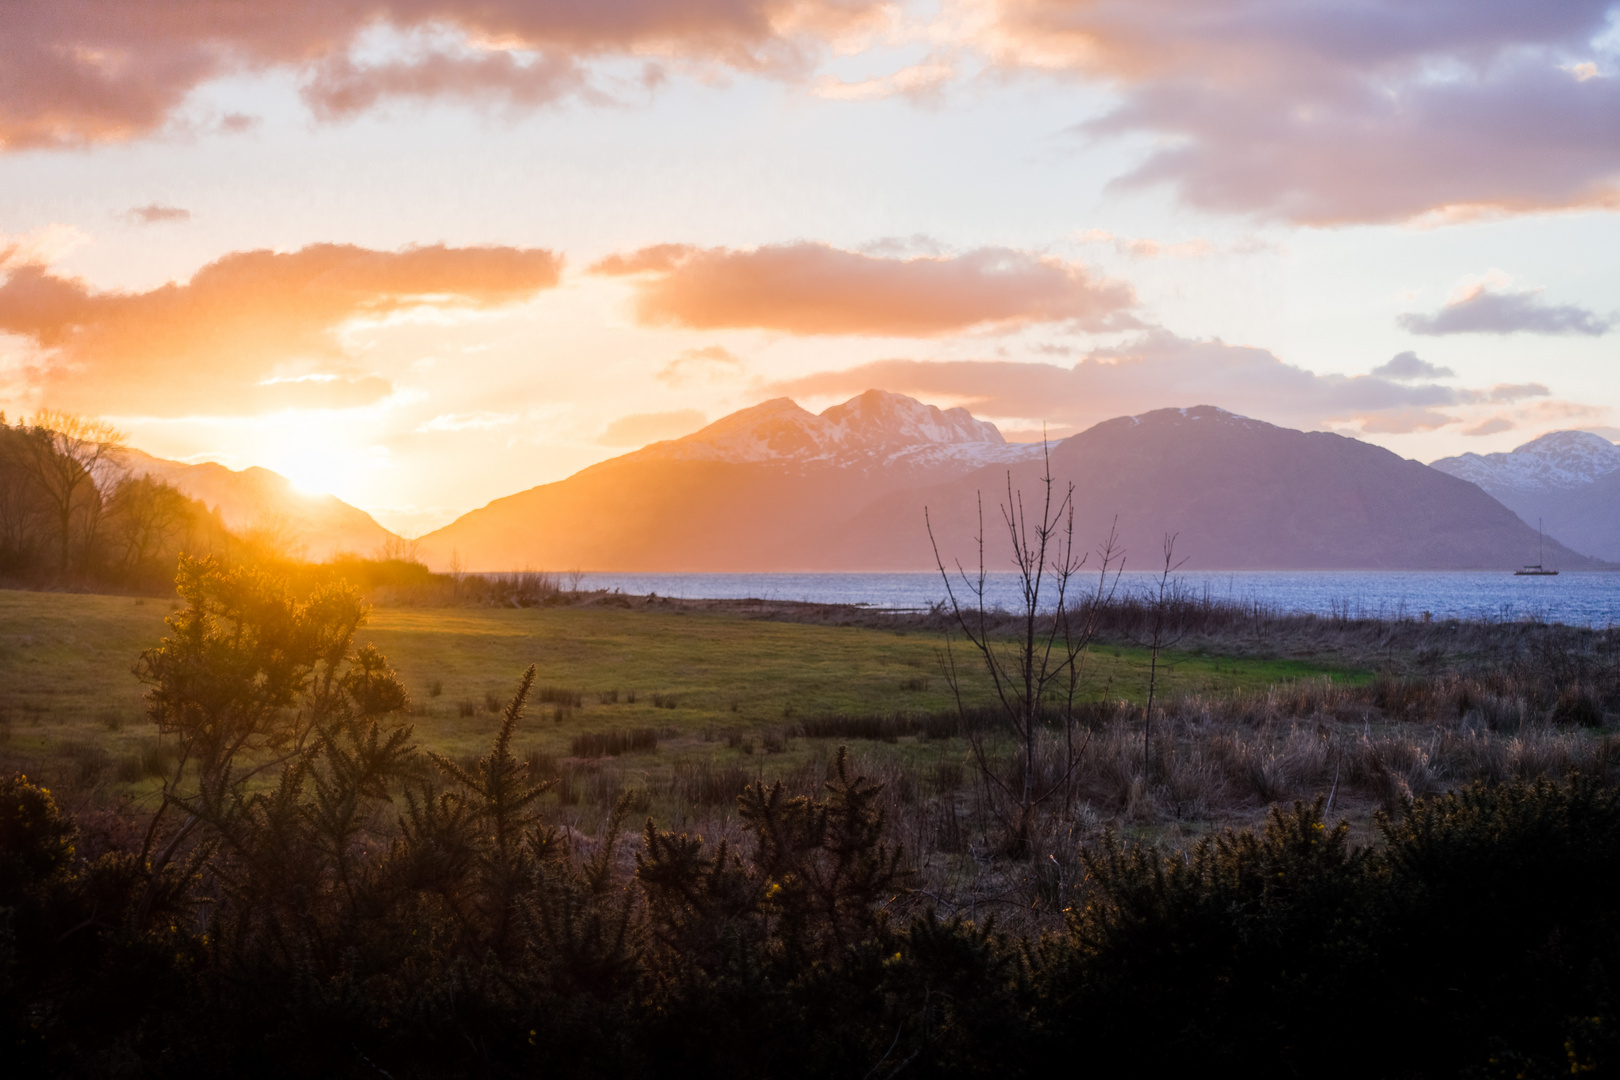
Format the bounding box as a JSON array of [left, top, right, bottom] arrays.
[[598, 409, 708, 446], [658, 345, 746, 386], [0, 242, 562, 414], [590, 242, 1137, 336], [1, 1, 892, 149]]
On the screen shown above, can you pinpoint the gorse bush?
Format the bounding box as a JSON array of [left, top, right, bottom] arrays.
[[3, 558, 1620, 1078]]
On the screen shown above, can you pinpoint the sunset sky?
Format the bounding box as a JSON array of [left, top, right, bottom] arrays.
[[3, 1, 1618, 535]]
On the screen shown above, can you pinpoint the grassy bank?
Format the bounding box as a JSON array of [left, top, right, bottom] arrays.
[[0, 587, 1360, 783]]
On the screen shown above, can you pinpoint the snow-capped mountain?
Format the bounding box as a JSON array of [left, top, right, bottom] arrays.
[[416, 399, 1605, 572], [1431, 431, 1620, 494], [620, 390, 1043, 474], [1429, 431, 1620, 562]]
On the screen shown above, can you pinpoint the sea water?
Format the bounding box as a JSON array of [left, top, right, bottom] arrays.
[[571, 570, 1620, 628]]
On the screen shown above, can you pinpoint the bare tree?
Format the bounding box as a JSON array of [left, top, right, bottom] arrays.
[[106, 474, 195, 575], [374, 533, 423, 563], [1139, 533, 1187, 779], [927, 444, 1122, 855], [1059, 521, 1125, 809], [16, 411, 126, 576]]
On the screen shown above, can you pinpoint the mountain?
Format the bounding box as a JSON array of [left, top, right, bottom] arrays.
[[840, 406, 1605, 571], [1431, 431, 1620, 492], [122, 449, 400, 561], [417, 390, 1040, 572], [417, 395, 1607, 572], [1430, 431, 1620, 561], [618, 391, 1041, 477]]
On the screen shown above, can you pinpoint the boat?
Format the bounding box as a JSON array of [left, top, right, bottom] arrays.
[[1514, 518, 1559, 576]]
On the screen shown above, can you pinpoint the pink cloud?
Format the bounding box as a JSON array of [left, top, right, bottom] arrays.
[[986, 0, 1620, 224], [1398, 285, 1612, 336], [125, 204, 191, 225], [0, 1, 891, 148], [769, 334, 1560, 434]]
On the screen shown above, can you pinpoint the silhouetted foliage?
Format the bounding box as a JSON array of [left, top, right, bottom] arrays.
[[0, 412, 230, 589]]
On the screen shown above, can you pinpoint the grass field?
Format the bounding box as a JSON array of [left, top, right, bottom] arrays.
[[6, 585, 1614, 923], [0, 588, 1367, 801]]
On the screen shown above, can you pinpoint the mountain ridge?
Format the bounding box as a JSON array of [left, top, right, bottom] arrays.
[[123, 449, 400, 561], [415, 395, 1608, 573]]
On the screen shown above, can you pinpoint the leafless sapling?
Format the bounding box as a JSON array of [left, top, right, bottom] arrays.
[[1139, 533, 1187, 779], [926, 442, 1121, 855]]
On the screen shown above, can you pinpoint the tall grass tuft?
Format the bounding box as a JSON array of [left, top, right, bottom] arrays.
[[570, 728, 659, 758], [538, 686, 583, 708], [671, 760, 752, 807]]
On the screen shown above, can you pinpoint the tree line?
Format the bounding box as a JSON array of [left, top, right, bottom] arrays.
[[0, 411, 230, 589], [2, 556, 1617, 1077]]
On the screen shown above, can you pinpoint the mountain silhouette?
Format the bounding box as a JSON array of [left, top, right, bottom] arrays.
[[123, 449, 400, 561], [417, 395, 1607, 572]]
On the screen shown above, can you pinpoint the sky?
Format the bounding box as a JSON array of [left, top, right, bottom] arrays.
[[2, 0, 1618, 536]]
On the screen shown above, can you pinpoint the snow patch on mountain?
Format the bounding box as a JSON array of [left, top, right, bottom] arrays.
[[622, 390, 1045, 471], [1431, 431, 1620, 494]]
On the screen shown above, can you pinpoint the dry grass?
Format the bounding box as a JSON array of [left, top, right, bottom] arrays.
[[6, 585, 1617, 937]]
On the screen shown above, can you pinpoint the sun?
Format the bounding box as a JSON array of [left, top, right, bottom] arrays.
[[265, 441, 354, 498]]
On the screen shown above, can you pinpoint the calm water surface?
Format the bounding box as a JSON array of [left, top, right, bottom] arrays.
[[574, 571, 1620, 628]]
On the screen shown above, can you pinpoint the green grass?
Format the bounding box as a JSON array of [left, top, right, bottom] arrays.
[[0, 589, 1369, 794]]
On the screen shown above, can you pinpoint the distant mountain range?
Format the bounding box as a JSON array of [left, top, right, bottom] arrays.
[[415, 392, 1607, 573], [1430, 432, 1620, 562], [123, 449, 399, 561]]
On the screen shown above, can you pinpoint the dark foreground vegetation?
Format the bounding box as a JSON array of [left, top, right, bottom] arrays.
[[3, 557, 1620, 1078]]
